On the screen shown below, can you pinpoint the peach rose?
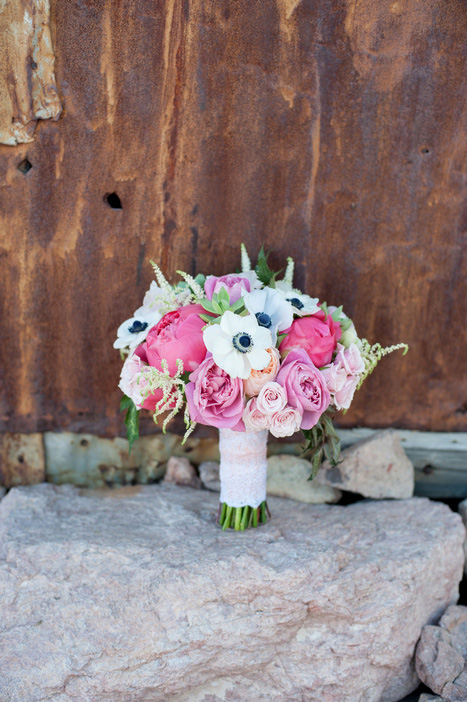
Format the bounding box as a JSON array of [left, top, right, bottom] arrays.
[[243, 347, 280, 397]]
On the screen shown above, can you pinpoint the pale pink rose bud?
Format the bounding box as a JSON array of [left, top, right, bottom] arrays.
[[119, 354, 149, 409], [243, 347, 281, 397], [334, 375, 359, 410], [256, 382, 287, 416], [321, 363, 347, 395], [243, 398, 271, 432], [270, 406, 302, 438], [335, 343, 365, 376]]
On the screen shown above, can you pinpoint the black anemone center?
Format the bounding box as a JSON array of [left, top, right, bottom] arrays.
[[128, 320, 148, 334], [288, 297, 304, 310], [232, 332, 253, 353], [255, 312, 272, 329]]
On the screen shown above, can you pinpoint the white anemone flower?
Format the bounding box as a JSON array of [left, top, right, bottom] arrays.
[[243, 288, 294, 343], [203, 311, 272, 380], [275, 281, 320, 317], [113, 309, 161, 350]]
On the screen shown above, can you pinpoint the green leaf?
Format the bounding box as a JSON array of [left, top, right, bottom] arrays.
[[121, 396, 140, 454], [217, 287, 230, 305], [194, 273, 206, 287], [120, 395, 132, 411], [308, 447, 323, 480], [229, 298, 245, 313], [201, 299, 216, 313]]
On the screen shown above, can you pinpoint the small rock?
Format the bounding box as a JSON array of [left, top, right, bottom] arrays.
[[198, 461, 220, 491], [267, 455, 341, 503], [163, 456, 201, 488], [416, 606, 467, 701], [316, 428, 414, 499], [416, 626, 464, 694]]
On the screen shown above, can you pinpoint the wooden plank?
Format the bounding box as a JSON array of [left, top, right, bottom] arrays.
[[0, 0, 465, 435]]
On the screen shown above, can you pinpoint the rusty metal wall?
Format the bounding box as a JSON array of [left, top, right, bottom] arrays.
[[0, 0, 466, 436]]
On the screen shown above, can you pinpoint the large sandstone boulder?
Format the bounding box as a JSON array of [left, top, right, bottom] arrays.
[[0, 484, 464, 702]]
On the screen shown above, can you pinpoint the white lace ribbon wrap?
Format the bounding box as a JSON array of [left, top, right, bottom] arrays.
[[219, 428, 268, 508]]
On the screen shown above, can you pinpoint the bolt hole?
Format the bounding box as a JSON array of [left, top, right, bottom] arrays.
[[80, 439, 89, 447], [421, 147, 430, 154], [105, 192, 122, 209], [18, 159, 33, 174], [30, 60, 38, 70], [422, 464, 434, 475], [18, 455, 24, 464]]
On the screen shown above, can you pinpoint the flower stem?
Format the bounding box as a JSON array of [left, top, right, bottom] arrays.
[[218, 502, 270, 530]]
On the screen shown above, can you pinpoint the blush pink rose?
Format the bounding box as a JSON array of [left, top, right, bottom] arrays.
[[279, 310, 341, 368], [204, 272, 259, 304], [256, 382, 287, 416], [321, 343, 365, 410], [275, 349, 331, 430], [185, 355, 245, 430], [136, 304, 207, 376], [270, 406, 303, 438], [243, 398, 271, 432], [243, 347, 280, 396], [119, 353, 168, 412]]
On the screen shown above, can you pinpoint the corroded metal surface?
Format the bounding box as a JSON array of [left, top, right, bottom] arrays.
[[0, 432, 45, 487], [0, 0, 61, 145], [0, 0, 465, 434]]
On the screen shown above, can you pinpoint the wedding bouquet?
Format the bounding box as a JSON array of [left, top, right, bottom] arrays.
[[115, 246, 407, 530]]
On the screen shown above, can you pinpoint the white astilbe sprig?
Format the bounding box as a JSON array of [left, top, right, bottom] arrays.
[[357, 339, 409, 390], [149, 262, 201, 312], [241, 243, 251, 272], [142, 358, 196, 443], [176, 270, 205, 300], [283, 257, 294, 286]]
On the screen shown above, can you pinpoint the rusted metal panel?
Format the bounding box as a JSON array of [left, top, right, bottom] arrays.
[[0, 0, 465, 435], [0, 0, 61, 145]]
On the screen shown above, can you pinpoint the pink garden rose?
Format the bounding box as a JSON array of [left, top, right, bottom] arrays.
[[137, 304, 207, 376], [321, 343, 365, 410], [279, 310, 341, 368], [243, 398, 271, 432], [204, 272, 259, 304], [185, 355, 245, 430], [275, 349, 331, 430], [270, 406, 302, 438], [243, 347, 280, 396], [256, 382, 287, 416]]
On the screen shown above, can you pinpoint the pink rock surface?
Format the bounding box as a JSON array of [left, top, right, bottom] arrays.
[[0, 484, 464, 702]]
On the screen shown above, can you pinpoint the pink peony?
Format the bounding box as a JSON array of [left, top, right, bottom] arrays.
[[256, 382, 287, 416], [321, 343, 365, 410], [204, 272, 259, 304], [275, 349, 331, 430], [243, 398, 271, 432], [243, 347, 280, 396], [185, 355, 245, 430], [270, 406, 303, 438], [137, 304, 207, 376], [279, 310, 341, 368]]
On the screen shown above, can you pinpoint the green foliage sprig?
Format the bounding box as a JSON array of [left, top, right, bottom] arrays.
[[120, 395, 140, 453], [255, 246, 282, 287], [302, 412, 341, 480], [200, 288, 245, 324]]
